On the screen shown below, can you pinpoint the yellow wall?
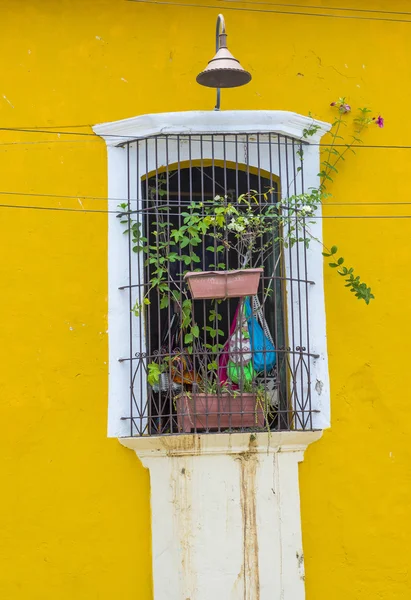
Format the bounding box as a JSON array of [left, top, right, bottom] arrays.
[[0, 0, 410, 598]]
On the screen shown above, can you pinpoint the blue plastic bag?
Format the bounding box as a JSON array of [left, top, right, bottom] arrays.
[[244, 297, 276, 373]]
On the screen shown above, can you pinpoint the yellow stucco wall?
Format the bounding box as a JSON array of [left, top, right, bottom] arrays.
[[0, 0, 410, 598]]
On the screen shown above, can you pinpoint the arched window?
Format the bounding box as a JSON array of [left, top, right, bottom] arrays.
[[94, 112, 331, 437]]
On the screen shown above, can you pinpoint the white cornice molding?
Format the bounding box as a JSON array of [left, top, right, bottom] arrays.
[[119, 430, 323, 459], [93, 110, 331, 146]]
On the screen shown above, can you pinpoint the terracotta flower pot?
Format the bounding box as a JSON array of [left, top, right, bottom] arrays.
[[176, 392, 264, 433], [184, 268, 263, 299]]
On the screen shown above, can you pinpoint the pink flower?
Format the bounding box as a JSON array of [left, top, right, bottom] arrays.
[[339, 103, 351, 114], [331, 100, 351, 113], [375, 115, 384, 128]]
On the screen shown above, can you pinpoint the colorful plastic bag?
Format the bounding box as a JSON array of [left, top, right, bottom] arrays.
[[218, 304, 240, 385], [227, 301, 255, 385], [244, 297, 276, 373]]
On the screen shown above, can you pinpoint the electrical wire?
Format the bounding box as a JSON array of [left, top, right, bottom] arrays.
[[0, 203, 116, 214], [1, 127, 411, 151], [218, 0, 411, 18], [0, 127, 99, 138], [0, 139, 101, 147], [2, 189, 411, 206], [126, 0, 411, 24], [2, 123, 93, 130], [0, 200, 411, 219]]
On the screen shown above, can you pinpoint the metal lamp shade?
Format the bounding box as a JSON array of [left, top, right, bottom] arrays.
[[196, 46, 252, 89]]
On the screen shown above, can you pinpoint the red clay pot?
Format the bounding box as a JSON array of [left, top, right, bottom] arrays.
[[184, 268, 263, 300], [176, 392, 264, 433]]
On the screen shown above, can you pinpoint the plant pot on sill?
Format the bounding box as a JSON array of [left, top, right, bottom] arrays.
[[176, 392, 265, 433], [184, 268, 263, 300]]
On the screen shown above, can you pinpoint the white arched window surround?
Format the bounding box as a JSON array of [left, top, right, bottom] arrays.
[[93, 110, 331, 438]]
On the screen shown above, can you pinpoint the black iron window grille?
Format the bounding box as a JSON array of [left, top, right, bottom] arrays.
[[118, 132, 318, 436]]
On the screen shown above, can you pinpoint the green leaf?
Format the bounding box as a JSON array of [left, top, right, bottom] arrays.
[[337, 257, 344, 265], [184, 333, 193, 344], [191, 325, 200, 338], [147, 363, 161, 386], [160, 295, 169, 309], [143, 298, 151, 305], [330, 245, 338, 255], [207, 361, 218, 371]]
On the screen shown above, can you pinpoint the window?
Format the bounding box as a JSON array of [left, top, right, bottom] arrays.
[[94, 111, 331, 437]]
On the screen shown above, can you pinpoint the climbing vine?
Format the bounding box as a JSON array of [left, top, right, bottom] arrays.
[[295, 98, 384, 304]]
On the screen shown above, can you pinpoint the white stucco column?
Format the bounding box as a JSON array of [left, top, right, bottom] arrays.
[[120, 431, 322, 600]]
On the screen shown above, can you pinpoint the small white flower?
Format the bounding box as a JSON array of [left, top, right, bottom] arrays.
[[300, 205, 313, 213], [227, 218, 245, 233], [214, 195, 221, 201]]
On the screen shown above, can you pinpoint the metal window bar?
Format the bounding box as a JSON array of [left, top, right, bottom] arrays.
[[118, 132, 317, 436]]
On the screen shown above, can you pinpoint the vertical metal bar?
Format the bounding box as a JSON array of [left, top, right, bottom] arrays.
[[222, 133, 229, 430], [154, 136, 163, 433], [277, 135, 289, 430], [256, 132, 268, 430], [144, 137, 152, 434], [176, 134, 185, 432], [285, 136, 300, 429], [135, 140, 144, 435], [269, 133, 280, 429], [164, 136, 172, 434], [243, 133, 251, 431], [276, 135, 282, 428], [300, 143, 312, 430], [126, 143, 133, 437], [211, 133, 217, 431], [198, 134, 208, 433], [292, 138, 305, 429], [188, 134, 199, 435], [164, 136, 173, 434]]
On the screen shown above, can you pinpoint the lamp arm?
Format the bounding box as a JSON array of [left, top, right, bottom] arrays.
[[214, 14, 225, 111]]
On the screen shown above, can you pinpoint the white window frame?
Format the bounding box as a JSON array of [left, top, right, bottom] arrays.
[[94, 110, 331, 437]]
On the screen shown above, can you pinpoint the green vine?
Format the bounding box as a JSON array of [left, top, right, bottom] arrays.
[[297, 98, 382, 304]]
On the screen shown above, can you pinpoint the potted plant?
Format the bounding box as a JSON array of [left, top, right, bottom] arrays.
[[147, 298, 274, 433], [184, 268, 263, 300], [175, 386, 266, 433], [181, 193, 274, 299]]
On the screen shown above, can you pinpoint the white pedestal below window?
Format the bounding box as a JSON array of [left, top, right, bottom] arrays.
[[121, 431, 322, 600]]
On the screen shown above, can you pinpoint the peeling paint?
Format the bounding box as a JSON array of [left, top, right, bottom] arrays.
[[315, 379, 323, 395], [161, 434, 202, 456], [296, 551, 305, 581], [170, 458, 196, 599], [237, 438, 260, 600]]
